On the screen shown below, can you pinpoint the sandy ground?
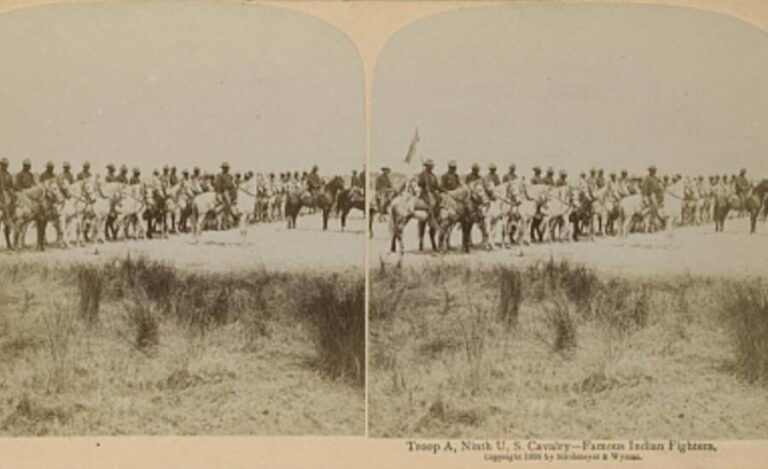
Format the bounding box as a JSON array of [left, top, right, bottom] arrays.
[[371, 216, 768, 278], [5, 212, 366, 273]]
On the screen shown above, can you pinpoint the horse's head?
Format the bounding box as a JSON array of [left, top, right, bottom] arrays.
[[43, 180, 64, 205]]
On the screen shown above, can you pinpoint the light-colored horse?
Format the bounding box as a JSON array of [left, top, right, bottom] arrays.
[[658, 179, 685, 237], [57, 178, 94, 247], [233, 179, 259, 242], [117, 183, 147, 240], [90, 179, 125, 243]]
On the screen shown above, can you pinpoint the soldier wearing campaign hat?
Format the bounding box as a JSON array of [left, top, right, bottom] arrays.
[[129, 167, 142, 186], [530, 166, 544, 185], [486, 163, 501, 187], [503, 163, 518, 183], [417, 159, 440, 221], [0, 158, 15, 198], [104, 163, 118, 183], [114, 164, 129, 184], [38, 162, 56, 184], [465, 163, 482, 184], [440, 160, 460, 191], [15, 159, 35, 190], [59, 162, 74, 185], [542, 166, 555, 186], [77, 161, 92, 181]]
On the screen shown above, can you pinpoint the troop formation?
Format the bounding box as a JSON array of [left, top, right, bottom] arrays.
[[377, 160, 767, 253], [0, 158, 366, 251]]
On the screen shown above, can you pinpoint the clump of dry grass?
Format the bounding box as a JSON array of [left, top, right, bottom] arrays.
[[122, 290, 160, 353], [721, 280, 768, 383], [39, 299, 78, 392], [498, 266, 523, 327], [75, 265, 102, 324], [296, 273, 365, 386]]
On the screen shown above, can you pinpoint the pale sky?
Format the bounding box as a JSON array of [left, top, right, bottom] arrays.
[[0, 2, 364, 175], [373, 4, 768, 177]]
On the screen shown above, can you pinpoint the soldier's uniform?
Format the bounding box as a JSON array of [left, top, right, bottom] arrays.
[[0, 159, 15, 208], [306, 167, 323, 194], [596, 170, 606, 189], [129, 169, 142, 186], [486, 164, 501, 186], [440, 161, 461, 191], [115, 165, 129, 184], [554, 171, 568, 188], [417, 161, 440, 217], [59, 163, 75, 185], [641, 168, 664, 206], [38, 163, 56, 184], [542, 168, 555, 186], [735, 170, 751, 197], [214, 163, 237, 205], [530, 167, 544, 185], [104, 165, 118, 183], [0, 159, 14, 191], [616, 172, 631, 198], [502, 164, 518, 183], [77, 163, 92, 181], [465, 164, 482, 184], [15, 160, 35, 190], [375, 170, 392, 192]]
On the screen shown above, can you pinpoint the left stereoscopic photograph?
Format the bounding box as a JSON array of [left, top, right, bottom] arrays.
[[0, 2, 365, 435]]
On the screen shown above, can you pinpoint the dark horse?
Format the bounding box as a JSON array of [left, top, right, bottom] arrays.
[[284, 176, 344, 230], [335, 186, 366, 232], [713, 182, 768, 234]]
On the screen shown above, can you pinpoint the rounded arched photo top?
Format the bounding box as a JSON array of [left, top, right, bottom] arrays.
[[0, 1, 364, 175], [372, 3, 768, 177]]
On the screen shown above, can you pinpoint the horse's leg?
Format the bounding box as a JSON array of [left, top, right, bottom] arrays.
[[340, 207, 347, 231], [417, 220, 425, 251]]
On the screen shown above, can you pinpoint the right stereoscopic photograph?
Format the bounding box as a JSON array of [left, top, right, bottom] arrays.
[[368, 4, 768, 438]]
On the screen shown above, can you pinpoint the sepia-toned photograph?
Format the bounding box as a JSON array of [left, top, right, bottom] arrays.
[[0, 2, 365, 435], [368, 4, 768, 438]]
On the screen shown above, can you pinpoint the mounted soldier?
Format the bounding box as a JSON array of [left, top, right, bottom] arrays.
[[502, 163, 518, 183], [596, 168, 606, 189], [15, 159, 35, 190], [617, 170, 631, 197], [214, 162, 237, 214], [129, 168, 142, 185], [306, 165, 323, 200], [59, 162, 75, 185], [76, 162, 92, 181], [735, 168, 751, 206], [542, 167, 555, 186], [104, 164, 118, 183], [440, 160, 461, 191], [486, 163, 501, 186], [530, 166, 544, 185], [417, 159, 440, 220], [465, 163, 482, 184], [115, 164, 129, 184], [554, 169, 568, 188], [169, 166, 179, 187], [38, 162, 56, 184]]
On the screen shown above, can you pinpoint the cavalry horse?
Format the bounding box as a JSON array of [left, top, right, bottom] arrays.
[[57, 178, 95, 247], [388, 178, 438, 253], [336, 185, 366, 232], [433, 179, 492, 253], [89, 179, 125, 244], [12, 180, 64, 251], [232, 178, 259, 242], [713, 183, 765, 234], [284, 176, 343, 230]]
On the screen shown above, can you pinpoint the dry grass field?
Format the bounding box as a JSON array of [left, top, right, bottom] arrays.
[[369, 257, 768, 439], [0, 214, 365, 436]]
